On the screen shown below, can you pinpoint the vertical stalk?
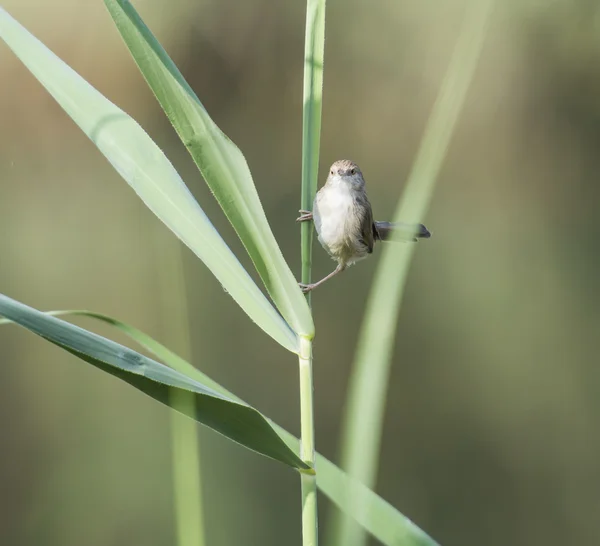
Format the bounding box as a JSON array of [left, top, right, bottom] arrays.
[[170, 389, 205, 546], [299, 336, 317, 546], [155, 226, 206, 546], [301, 0, 326, 292], [300, 0, 326, 545]]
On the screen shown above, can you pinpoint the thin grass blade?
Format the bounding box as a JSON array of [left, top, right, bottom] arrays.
[[31, 309, 439, 545], [328, 2, 494, 546], [0, 6, 297, 354], [0, 294, 309, 471], [103, 0, 314, 340]]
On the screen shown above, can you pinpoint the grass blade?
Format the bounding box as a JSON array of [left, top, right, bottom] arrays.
[[312, 455, 439, 546], [104, 0, 314, 340], [329, 2, 494, 546], [0, 5, 298, 354], [32, 309, 440, 545], [0, 294, 309, 471]]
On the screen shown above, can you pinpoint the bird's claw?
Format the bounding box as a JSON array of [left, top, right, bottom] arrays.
[[298, 283, 314, 294], [296, 210, 313, 223]]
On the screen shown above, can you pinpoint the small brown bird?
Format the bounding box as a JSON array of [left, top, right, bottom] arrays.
[[297, 159, 430, 293]]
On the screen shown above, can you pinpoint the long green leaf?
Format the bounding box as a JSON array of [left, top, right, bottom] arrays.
[[0, 294, 309, 471], [29, 310, 439, 546], [103, 0, 314, 340], [0, 6, 297, 354], [329, 2, 494, 546]]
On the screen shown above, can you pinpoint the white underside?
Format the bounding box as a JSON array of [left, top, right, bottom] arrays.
[[313, 182, 366, 266]]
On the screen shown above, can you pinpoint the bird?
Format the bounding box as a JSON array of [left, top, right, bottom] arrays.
[[297, 159, 430, 293]]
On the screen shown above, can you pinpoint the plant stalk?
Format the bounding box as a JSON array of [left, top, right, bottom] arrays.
[[301, 0, 326, 292], [155, 225, 206, 546], [299, 336, 318, 546], [170, 390, 205, 546], [300, 0, 325, 544]]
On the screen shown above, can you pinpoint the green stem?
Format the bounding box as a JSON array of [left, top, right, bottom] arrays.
[[300, 0, 326, 544], [301, 0, 326, 290], [155, 226, 205, 546], [299, 336, 318, 546], [169, 390, 205, 546]]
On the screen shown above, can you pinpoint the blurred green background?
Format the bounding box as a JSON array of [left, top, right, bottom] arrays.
[[1, 0, 599, 545]]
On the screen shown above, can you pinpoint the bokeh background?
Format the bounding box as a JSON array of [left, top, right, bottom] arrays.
[[1, 0, 599, 545]]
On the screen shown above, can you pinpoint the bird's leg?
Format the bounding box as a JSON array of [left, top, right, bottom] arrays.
[[299, 264, 345, 294], [296, 210, 313, 222]]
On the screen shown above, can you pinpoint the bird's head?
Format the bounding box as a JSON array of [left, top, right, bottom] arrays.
[[327, 159, 365, 190]]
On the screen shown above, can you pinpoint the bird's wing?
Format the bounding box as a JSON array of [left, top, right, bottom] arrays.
[[359, 197, 375, 254]]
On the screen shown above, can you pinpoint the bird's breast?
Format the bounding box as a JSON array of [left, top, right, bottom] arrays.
[[313, 184, 361, 262]]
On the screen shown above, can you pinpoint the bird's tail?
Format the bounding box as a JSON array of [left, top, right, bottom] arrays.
[[374, 221, 431, 242]]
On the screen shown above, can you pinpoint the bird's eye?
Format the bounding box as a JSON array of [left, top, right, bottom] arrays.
[[350, 168, 356, 175], [330, 170, 334, 175]]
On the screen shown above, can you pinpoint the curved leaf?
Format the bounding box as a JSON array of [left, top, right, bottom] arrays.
[[0, 6, 298, 354], [0, 294, 309, 471], [30, 310, 439, 546], [103, 0, 314, 340]]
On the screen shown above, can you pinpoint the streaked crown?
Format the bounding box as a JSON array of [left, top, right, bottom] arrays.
[[329, 159, 362, 178]]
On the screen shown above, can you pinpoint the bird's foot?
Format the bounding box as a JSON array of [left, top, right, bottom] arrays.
[[298, 282, 315, 294], [296, 210, 313, 222]]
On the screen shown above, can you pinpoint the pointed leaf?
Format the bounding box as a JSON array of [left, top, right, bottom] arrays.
[[28, 310, 439, 546], [104, 0, 314, 340], [0, 6, 297, 354], [0, 294, 309, 471]]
